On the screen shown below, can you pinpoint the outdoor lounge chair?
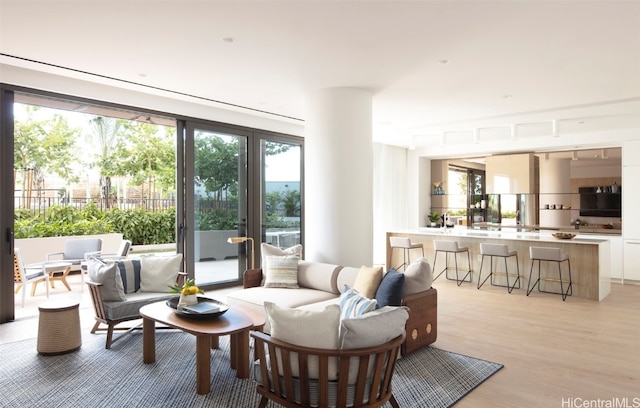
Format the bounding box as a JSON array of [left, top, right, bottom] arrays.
[[13, 248, 50, 307], [47, 238, 103, 291]]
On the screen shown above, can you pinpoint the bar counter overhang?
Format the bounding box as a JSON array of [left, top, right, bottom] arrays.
[[387, 228, 612, 301]]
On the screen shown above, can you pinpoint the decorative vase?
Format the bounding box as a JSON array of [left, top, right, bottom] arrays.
[[178, 294, 198, 308]]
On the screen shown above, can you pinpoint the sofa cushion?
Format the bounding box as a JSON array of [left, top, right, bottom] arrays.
[[265, 302, 340, 380], [103, 292, 177, 320], [88, 260, 126, 302], [402, 257, 433, 296], [115, 259, 141, 294], [336, 266, 359, 292], [226, 287, 339, 333], [297, 261, 342, 294], [375, 268, 405, 308], [139, 253, 182, 292], [352, 265, 383, 299], [264, 255, 300, 288], [338, 285, 377, 319]]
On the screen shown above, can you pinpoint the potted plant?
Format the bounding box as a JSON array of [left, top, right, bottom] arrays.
[[428, 211, 440, 227], [170, 278, 205, 307]]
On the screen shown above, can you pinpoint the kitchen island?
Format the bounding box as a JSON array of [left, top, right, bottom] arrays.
[[387, 228, 612, 301]]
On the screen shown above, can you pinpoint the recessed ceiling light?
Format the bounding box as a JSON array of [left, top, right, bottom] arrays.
[[222, 37, 234, 43], [502, 94, 513, 99], [438, 59, 450, 65]]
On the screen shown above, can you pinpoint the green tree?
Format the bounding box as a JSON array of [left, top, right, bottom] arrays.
[[120, 122, 176, 205], [14, 106, 80, 207], [265, 191, 281, 215], [194, 133, 239, 200], [85, 116, 127, 209], [282, 189, 300, 217]]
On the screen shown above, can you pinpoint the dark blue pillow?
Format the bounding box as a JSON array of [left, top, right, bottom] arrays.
[[115, 259, 141, 294], [375, 268, 405, 308]]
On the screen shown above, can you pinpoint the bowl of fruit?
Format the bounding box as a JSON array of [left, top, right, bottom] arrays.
[[552, 232, 576, 240]]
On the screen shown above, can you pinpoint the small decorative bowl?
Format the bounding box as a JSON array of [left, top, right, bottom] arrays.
[[552, 233, 576, 240]]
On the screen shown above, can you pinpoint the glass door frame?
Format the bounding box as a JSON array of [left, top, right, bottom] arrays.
[[181, 120, 254, 289]]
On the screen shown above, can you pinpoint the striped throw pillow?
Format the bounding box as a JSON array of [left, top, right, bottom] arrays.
[[264, 255, 300, 288], [338, 285, 377, 320], [115, 259, 141, 293]]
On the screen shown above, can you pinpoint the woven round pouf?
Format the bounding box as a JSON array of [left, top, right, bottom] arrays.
[[37, 299, 82, 355]]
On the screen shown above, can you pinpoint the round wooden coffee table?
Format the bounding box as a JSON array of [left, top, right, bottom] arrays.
[[139, 301, 256, 395]]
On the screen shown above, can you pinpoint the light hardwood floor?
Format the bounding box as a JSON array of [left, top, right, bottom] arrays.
[[2, 273, 639, 407]]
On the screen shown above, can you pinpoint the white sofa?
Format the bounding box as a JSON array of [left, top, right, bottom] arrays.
[[226, 259, 438, 355]]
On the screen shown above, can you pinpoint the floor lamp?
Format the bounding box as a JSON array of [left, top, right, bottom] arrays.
[[227, 237, 255, 270]]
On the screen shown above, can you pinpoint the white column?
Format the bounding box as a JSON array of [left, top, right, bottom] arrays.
[[305, 88, 373, 266]]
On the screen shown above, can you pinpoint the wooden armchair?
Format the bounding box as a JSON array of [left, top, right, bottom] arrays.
[[87, 271, 186, 349], [251, 330, 405, 408]]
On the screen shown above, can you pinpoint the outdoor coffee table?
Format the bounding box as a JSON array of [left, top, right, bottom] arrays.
[[28, 261, 73, 291], [139, 301, 255, 395]]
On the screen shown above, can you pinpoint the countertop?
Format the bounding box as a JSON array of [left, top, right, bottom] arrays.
[[464, 222, 621, 235], [403, 226, 618, 244]]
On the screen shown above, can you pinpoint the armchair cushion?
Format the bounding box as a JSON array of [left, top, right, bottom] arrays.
[[139, 254, 182, 292], [340, 306, 409, 349], [87, 260, 126, 302], [264, 301, 341, 380], [263, 255, 300, 289], [340, 306, 409, 383]]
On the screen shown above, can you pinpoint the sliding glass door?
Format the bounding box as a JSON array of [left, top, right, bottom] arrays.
[[183, 123, 249, 287], [261, 140, 302, 251]]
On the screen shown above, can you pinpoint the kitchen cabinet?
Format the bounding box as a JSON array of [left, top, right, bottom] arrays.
[[623, 241, 640, 282], [486, 153, 538, 194], [622, 139, 640, 283]]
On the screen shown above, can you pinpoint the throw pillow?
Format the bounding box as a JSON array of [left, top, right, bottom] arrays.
[[115, 259, 141, 294], [338, 285, 377, 320], [352, 265, 383, 299], [87, 259, 126, 302], [260, 243, 303, 284], [402, 257, 433, 296], [375, 268, 405, 308], [340, 306, 409, 384], [263, 255, 300, 288], [139, 253, 182, 293], [264, 301, 340, 380]]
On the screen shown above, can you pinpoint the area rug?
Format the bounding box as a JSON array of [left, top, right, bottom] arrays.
[[0, 331, 502, 407]]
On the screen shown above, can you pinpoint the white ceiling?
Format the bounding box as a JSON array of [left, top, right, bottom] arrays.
[[1, 0, 639, 151]]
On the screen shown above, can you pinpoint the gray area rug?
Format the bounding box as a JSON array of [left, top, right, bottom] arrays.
[[0, 330, 502, 407]]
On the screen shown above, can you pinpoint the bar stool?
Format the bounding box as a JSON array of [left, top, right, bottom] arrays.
[[477, 243, 520, 293], [527, 246, 572, 301], [433, 240, 472, 286], [388, 236, 424, 271]]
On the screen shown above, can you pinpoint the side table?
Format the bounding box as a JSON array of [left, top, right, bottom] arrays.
[[37, 299, 82, 355]]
